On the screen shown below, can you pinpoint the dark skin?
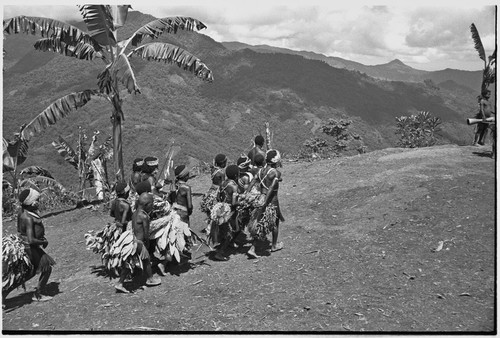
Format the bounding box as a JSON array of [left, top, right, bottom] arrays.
[[17, 205, 48, 248], [132, 193, 153, 248], [247, 162, 284, 255], [110, 192, 132, 229], [174, 179, 193, 216], [214, 177, 240, 260], [115, 193, 155, 293], [474, 91, 495, 145], [247, 145, 266, 166]]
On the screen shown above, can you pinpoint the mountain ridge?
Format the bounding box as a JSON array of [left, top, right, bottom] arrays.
[[2, 10, 484, 189]]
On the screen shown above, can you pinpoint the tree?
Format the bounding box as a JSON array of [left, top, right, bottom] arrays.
[[395, 111, 441, 148], [470, 23, 496, 94], [3, 5, 214, 182]]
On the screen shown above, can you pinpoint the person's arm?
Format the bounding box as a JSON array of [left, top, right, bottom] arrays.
[[110, 199, 116, 218], [480, 99, 487, 120], [120, 202, 131, 226], [247, 175, 258, 193], [231, 184, 239, 206], [24, 215, 48, 247], [142, 214, 150, 249], [263, 171, 278, 206], [185, 186, 193, 216]]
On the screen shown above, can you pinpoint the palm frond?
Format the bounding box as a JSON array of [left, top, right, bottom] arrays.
[[20, 176, 65, 192], [129, 42, 214, 82], [124, 16, 207, 48], [470, 23, 486, 63], [112, 5, 132, 29], [19, 166, 54, 178], [20, 90, 101, 142], [3, 16, 103, 54], [78, 5, 117, 47], [3, 136, 29, 172], [34, 37, 105, 61], [98, 54, 140, 94], [52, 136, 78, 170]]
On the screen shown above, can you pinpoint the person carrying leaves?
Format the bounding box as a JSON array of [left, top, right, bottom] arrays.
[[110, 182, 133, 231], [114, 192, 161, 293], [3, 188, 56, 304]]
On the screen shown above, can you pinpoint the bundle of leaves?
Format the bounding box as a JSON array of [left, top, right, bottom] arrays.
[[106, 230, 143, 275], [84, 222, 123, 266], [200, 190, 218, 217], [150, 212, 191, 263], [395, 111, 442, 148], [2, 235, 33, 292], [210, 202, 233, 225]]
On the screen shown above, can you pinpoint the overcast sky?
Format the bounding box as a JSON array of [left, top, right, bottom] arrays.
[[2, 1, 497, 71]]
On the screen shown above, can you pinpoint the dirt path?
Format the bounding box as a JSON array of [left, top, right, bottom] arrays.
[[2, 144, 495, 332]]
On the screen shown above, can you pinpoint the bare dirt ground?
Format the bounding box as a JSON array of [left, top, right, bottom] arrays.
[[2, 144, 496, 333]]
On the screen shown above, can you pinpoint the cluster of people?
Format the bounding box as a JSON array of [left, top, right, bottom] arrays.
[[109, 156, 195, 293], [200, 135, 285, 261], [3, 135, 285, 303]]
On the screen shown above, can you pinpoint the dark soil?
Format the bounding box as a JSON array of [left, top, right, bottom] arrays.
[[2, 144, 496, 333]]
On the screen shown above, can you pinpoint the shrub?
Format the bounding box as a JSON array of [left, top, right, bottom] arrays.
[[395, 111, 441, 148]]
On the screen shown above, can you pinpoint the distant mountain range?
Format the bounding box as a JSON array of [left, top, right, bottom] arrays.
[[2, 11, 486, 189], [222, 42, 483, 92]]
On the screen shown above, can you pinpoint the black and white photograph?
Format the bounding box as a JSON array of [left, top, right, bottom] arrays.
[[1, 0, 496, 333]]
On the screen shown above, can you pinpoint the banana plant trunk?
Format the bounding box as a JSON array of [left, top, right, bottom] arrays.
[[111, 94, 125, 183]]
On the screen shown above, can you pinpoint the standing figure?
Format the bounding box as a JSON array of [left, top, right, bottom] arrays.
[[247, 135, 266, 167], [249, 153, 266, 177], [234, 155, 254, 245], [114, 193, 161, 293], [109, 182, 132, 231], [246, 150, 285, 258], [142, 156, 159, 193], [4, 189, 56, 303], [200, 154, 227, 233], [130, 158, 145, 189], [473, 89, 494, 146], [211, 164, 240, 261]]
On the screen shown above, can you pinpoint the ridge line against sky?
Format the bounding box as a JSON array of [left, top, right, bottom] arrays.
[[1, 1, 497, 71]]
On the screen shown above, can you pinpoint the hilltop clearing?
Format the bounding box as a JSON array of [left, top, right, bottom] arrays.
[[2, 144, 495, 332]]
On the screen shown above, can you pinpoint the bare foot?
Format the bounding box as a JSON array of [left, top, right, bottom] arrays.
[[271, 242, 284, 252], [114, 284, 129, 293], [247, 247, 260, 258], [146, 276, 161, 286], [157, 263, 167, 276], [214, 252, 229, 261]]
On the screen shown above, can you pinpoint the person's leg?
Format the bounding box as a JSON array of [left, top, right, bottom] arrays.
[[144, 259, 161, 286], [114, 266, 130, 293], [271, 219, 284, 252]]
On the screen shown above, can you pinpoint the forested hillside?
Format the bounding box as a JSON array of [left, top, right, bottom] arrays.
[[2, 11, 480, 189]]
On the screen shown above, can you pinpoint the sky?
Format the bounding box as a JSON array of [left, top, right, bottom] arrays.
[[2, 1, 497, 72]]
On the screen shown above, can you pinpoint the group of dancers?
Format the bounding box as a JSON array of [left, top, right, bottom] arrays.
[[2, 135, 285, 302]]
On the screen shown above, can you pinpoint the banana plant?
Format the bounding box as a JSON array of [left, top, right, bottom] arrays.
[[53, 128, 113, 200], [470, 23, 496, 93], [3, 5, 214, 182]]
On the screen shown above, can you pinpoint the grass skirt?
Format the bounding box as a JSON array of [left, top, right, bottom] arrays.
[[200, 187, 218, 220], [208, 202, 234, 245], [248, 205, 278, 241]]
